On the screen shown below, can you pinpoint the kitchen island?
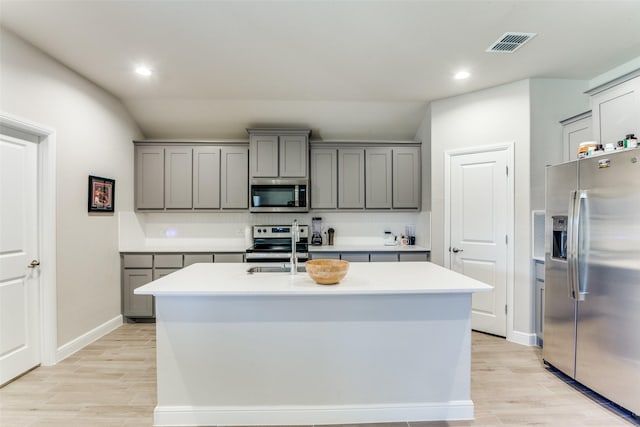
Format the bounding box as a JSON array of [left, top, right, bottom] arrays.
[[136, 262, 491, 426]]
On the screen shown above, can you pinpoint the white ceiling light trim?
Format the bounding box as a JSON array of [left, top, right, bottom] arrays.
[[486, 32, 537, 53]]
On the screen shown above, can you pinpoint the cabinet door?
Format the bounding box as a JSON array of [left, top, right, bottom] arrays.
[[193, 146, 220, 209], [393, 147, 421, 209], [562, 116, 592, 161], [370, 252, 398, 262], [214, 253, 245, 263], [153, 268, 180, 281], [338, 148, 365, 209], [340, 252, 369, 262], [221, 146, 249, 209], [135, 146, 165, 209], [184, 254, 214, 266], [165, 147, 193, 209], [250, 135, 279, 177], [279, 135, 308, 177], [123, 269, 154, 317], [365, 148, 392, 209], [310, 148, 337, 209], [399, 252, 429, 262], [591, 76, 640, 145]]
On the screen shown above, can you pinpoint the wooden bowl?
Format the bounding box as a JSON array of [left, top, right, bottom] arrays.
[[305, 259, 350, 285]]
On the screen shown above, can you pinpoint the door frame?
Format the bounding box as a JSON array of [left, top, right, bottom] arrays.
[[444, 142, 515, 340], [0, 112, 57, 366]]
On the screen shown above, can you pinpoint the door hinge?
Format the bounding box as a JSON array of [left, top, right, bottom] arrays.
[[505, 304, 508, 315], [506, 166, 509, 176], [505, 234, 508, 245]]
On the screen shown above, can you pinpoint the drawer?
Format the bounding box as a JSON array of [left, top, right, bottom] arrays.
[[535, 261, 545, 281], [123, 254, 153, 269], [399, 252, 429, 262], [154, 254, 183, 268], [310, 252, 340, 260], [153, 268, 180, 280], [214, 253, 244, 263], [340, 253, 370, 262], [184, 254, 214, 266], [370, 252, 399, 262]]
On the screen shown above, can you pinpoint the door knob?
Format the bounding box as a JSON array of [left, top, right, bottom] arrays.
[[28, 259, 40, 268], [451, 247, 464, 253]]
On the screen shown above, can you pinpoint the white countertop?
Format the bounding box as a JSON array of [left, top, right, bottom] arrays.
[[135, 261, 491, 296], [309, 244, 429, 252]]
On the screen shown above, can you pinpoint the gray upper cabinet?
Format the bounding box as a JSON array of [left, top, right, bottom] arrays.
[[165, 147, 193, 209], [135, 142, 248, 211], [221, 146, 249, 209], [248, 129, 310, 179], [338, 148, 365, 209], [588, 74, 640, 146], [365, 148, 392, 209], [392, 147, 421, 209], [249, 134, 279, 177], [135, 146, 165, 209], [279, 135, 308, 177], [310, 148, 337, 209], [193, 146, 220, 209]]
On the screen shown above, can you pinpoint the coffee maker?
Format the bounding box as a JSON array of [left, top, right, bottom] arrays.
[[311, 217, 323, 246]]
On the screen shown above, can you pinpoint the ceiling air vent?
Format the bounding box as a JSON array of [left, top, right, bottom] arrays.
[[486, 32, 537, 53]]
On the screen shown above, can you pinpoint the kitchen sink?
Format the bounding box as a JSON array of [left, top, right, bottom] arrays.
[[246, 265, 306, 274]]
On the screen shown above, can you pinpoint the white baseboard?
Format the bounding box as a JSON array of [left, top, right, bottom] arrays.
[[153, 401, 474, 426], [508, 330, 537, 346], [56, 315, 123, 362]]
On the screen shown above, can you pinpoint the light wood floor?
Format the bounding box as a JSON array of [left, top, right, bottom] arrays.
[[1, 324, 637, 427]]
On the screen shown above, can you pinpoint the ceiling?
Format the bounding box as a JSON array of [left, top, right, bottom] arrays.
[[2, 1, 640, 140]]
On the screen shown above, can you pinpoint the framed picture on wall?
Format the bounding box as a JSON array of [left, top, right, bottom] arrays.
[[88, 175, 115, 212]]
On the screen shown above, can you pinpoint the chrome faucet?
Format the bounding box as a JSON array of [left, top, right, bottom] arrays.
[[290, 219, 299, 275]]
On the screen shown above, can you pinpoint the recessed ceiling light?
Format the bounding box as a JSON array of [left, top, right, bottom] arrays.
[[135, 66, 152, 76], [454, 71, 470, 80]]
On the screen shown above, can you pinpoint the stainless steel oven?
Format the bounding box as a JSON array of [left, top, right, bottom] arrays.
[[250, 179, 308, 213], [245, 225, 309, 262]]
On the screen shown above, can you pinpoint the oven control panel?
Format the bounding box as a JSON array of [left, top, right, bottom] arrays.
[[252, 225, 309, 239]]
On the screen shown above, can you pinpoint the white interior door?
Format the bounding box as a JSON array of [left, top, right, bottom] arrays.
[[0, 134, 40, 385], [449, 148, 509, 336]]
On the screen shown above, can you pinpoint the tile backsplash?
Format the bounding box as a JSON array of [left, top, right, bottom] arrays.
[[119, 210, 431, 250]]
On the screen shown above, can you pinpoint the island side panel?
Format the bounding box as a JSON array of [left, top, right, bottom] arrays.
[[154, 293, 473, 425]]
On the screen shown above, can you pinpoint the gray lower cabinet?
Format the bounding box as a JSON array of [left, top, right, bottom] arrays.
[[122, 251, 244, 321], [370, 252, 398, 262], [214, 253, 245, 263], [338, 148, 366, 208], [310, 251, 429, 262], [399, 252, 430, 262], [123, 269, 154, 318]]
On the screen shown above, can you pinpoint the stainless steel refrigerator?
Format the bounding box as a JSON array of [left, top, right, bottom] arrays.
[[544, 148, 640, 415]]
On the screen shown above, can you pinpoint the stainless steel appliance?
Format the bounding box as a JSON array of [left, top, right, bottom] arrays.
[[250, 178, 308, 212], [245, 224, 309, 262], [311, 217, 323, 246], [544, 148, 640, 415]]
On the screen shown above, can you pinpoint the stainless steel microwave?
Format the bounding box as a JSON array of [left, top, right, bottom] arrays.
[[250, 178, 308, 212]]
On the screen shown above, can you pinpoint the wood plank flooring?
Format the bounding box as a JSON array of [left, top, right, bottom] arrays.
[[0, 324, 637, 426]]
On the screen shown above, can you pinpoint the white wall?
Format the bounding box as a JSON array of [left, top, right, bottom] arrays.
[[0, 28, 142, 347], [529, 79, 589, 210], [430, 80, 532, 336]]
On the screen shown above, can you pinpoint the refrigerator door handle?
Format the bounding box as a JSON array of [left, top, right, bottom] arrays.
[[575, 191, 588, 301], [567, 190, 578, 300]]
